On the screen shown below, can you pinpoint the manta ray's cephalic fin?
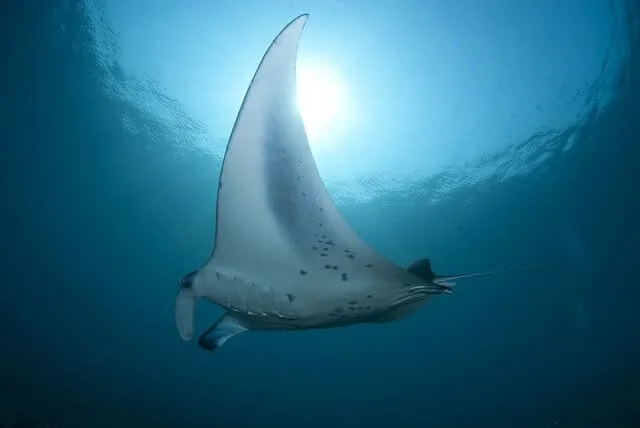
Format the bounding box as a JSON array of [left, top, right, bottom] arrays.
[[198, 314, 248, 351]]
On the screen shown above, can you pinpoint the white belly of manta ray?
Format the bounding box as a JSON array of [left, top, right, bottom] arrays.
[[173, 14, 504, 352]]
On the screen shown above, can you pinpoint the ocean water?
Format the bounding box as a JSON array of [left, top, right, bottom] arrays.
[[1, 0, 639, 427]]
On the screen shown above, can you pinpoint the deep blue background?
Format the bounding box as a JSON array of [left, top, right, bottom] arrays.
[[1, 0, 639, 427]]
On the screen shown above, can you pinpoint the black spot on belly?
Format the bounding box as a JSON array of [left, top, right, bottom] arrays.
[[347, 254, 355, 259], [367, 294, 373, 299], [332, 265, 338, 270], [299, 270, 308, 275], [323, 247, 329, 251], [321, 253, 328, 257], [286, 293, 296, 303], [324, 264, 332, 269], [341, 273, 348, 281]]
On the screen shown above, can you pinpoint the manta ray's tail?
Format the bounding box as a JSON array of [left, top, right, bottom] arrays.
[[175, 271, 198, 341], [407, 258, 522, 288]]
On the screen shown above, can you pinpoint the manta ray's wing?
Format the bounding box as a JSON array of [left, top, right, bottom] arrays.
[[175, 15, 398, 343], [209, 14, 386, 278]]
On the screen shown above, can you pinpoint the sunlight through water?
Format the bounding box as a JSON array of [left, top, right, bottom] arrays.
[[296, 61, 346, 147]]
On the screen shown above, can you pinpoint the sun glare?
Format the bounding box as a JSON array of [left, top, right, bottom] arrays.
[[296, 62, 345, 144]]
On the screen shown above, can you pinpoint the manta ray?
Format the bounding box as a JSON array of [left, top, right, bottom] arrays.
[[175, 14, 502, 352]]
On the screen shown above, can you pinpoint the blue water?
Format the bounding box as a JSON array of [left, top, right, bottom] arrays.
[[1, 0, 639, 427]]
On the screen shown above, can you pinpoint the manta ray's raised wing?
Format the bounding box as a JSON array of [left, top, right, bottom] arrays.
[[175, 14, 400, 345], [210, 14, 374, 275]]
